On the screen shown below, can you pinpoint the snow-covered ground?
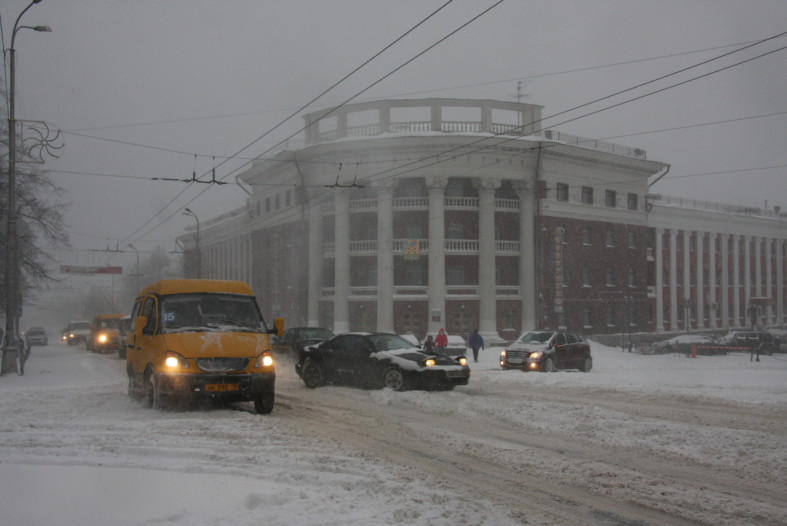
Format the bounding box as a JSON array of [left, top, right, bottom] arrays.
[[0, 340, 785, 525]]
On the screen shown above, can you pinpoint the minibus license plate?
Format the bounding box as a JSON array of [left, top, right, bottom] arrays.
[[206, 383, 239, 392]]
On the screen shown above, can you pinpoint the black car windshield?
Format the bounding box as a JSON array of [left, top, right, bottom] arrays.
[[69, 322, 90, 331], [369, 334, 417, 352], [160, 293, 265, 333], [299, 328, 333, 340], [517, 331, 553, 344]]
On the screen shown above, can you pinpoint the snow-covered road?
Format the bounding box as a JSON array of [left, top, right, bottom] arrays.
[[0, 341, 785, 525]]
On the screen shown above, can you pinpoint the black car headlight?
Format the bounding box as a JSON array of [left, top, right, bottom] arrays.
[[457, 356, 468, 367]]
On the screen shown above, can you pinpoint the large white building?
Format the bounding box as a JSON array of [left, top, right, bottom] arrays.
[[179, 98, 787, 342]]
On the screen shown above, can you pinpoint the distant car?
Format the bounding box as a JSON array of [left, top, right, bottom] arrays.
[[718, 331, 780, 356], [273, 327, 334, 355], [64, 320, 91, 345], [86, 313, 127, 353], [500, 330, 592, 372], [24, 327, 48, 347], [652, 334, 718, 355], [421, 332, 468, 356], [296, 332, 470, 391]]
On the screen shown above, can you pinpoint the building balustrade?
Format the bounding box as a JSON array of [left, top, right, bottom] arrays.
[[326, 238, 518, 255]]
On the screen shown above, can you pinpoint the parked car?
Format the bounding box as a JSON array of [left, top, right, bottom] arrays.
[[273, 327, 334, 355], [718, 331, 780, 355], [296, 332, 470, 391], [651, 334, 719, 355], [86, 313, 127, 353], [64, 320, 91, 345], [117, 315, 132, 359], [500, 330, 592, 372], [24, 327, 48, 347], [421, 332, 468, 356]]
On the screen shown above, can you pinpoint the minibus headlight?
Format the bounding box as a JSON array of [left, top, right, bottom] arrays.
[[255, 352, 274, 368], [164, 351, 188, 369]]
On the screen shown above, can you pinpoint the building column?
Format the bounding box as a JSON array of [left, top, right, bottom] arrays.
[[777, 239, 784, 324], [426, 176, 447, 333], [708, 233, 717, 328], [512, 182, 536, 331], [695, 232, 705, 329], [655, 229, 664, 332], [333, 189, 351, 333], [474, 178, 501, 341], [683, 231, 692, 329], [733, 235, 741, 327], [669, 229, 678, 330], [307, 195, 323, 326], [721, 234, 729, 329], [744, 236, 752, 328], [376, 184, 395, 332], [765, 238, 774, 325]]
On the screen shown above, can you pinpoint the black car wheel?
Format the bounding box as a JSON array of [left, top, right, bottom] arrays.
[[254, 392, 275, 414], [543, 358, 556, 373], [382, 367, 407, 391], [301, 361, 324, 388], [580, 357, 592, 372]]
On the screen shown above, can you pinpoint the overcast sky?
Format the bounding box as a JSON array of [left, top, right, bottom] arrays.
[[3, 0, 787, 313]]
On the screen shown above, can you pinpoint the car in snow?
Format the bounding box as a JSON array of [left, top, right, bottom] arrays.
[[64, 320, 91, 345], [718, 331, 780, 356], [651, 334, 720, 355], [295, 332, 471, 391], [86, 313, 127, 353], [272, 326, 334, 355], [499, 330, 592, 372], [24, 327, 48, 347], [125, 279, 284, 414], [421, 332, 468, 356]]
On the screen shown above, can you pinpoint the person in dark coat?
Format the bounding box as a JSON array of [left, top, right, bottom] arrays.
[[468, 328, 484, 363], [422, 335, 435, 354]]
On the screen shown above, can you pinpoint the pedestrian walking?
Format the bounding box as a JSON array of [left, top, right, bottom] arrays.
[[423, 335, 436, 354], [435, 328, 448, 354], [468, 328, 484, 363]]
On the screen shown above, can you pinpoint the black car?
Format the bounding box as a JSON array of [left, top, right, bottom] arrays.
[[295, 332, 470, 391], [273, 327, 334, 355], [719, 331, 780, 355], [500, 330, 592, 372]]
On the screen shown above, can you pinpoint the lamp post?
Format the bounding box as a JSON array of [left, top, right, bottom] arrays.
[[182, 208, 201, 278], [3, 0, 50, 364], [127, 244, 140, 293]]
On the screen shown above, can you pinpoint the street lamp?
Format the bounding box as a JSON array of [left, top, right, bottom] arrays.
[[182, 208, 201, 278], [127, 244, 140, 293], [3, 0, 50, 364]]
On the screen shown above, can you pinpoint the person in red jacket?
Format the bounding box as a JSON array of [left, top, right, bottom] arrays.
[[435, 328, 448, 354]]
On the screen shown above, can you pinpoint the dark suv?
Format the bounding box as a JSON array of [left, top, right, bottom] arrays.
[[720, 331, 780, 356], [500, 330, 592, 372]]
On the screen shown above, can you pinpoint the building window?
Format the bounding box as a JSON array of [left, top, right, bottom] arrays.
[[627, 193, 638, 210], [275, 194, 280, 210], [583, 308, 593, 328], [605, 190, 616, 208], [628, 268, 636, 287], [265, 197, 271, 213], [405, 223, 422, 238], [582, 227, 591, 245], [606, 307, 617, 327], [582, 266, 592, 287], [628, 231, 636, 249], [285, 189, 292, 207], [404, 265, 424, 286], [255, 200, 261, 215], [582, 186, 594, 205], [556, 183, 569, 202], [447, 222, 464, 239], [606, 267, 614, 287], [446, 266, 465, 285], [606, 230, 615, 247]]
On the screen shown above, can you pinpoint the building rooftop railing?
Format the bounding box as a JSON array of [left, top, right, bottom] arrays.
[[301, 98, 646, 160]]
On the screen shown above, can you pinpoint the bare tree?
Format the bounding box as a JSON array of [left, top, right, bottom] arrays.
[[0, 84, 70, 306]]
